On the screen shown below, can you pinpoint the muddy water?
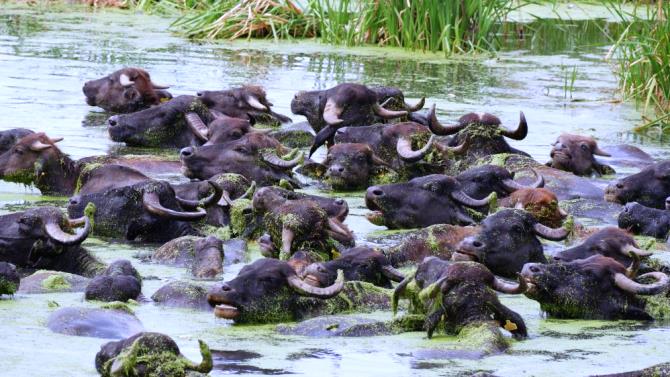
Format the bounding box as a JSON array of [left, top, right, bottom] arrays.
[[0, 4, 669, 377]]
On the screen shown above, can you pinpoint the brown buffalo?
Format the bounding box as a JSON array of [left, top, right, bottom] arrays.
[[500, 188, 567, 227], [83, 67, 171, 113], [548, 134, 613, 176], [196, 85, 291, 126]]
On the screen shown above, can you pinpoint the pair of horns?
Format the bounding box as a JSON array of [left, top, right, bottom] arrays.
[[175, 181, 224, 210], [30, 136, 63, 152], [143, 191, 207, 221], [501, 169, 545, 192], [427, 104, 527, 140], [44, 214, 91, 245], [287, 269, 345, 298], [262, 149, 303, 170]]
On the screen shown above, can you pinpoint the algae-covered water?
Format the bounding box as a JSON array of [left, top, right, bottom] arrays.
[[0, 4, 669, 376]]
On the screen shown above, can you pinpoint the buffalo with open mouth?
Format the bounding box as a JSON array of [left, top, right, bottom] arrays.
[[0, 206, 103, 276], [455, 209, 568, 278], [291, 83, 424, 156], [393, 257, 527, 343], [206, 258, 346, 323], [67, 180, 220, 242], [83, 67, 172, 113], [365, 174, 494, 229], [521, 254, 670, 320], [605, 161, 670, 208], [179, 134, 302, 186], [196, 85, 292, 126], [548, 133, 613, 176]]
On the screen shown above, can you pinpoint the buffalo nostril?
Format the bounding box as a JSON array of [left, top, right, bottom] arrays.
[[472, 241, 483, 248], [616, 183, 623, 189], [335, 199, 345, 205], [221, 284, 232, 292], [108, 116, 118, 127], [372, 189, 384, 196], [69, 198, 80, 205], [180, 147, 193, 158], [530, 265, 540, 273], [336, 167, 344, 173], [196, 92, 203, 97], [553, 256, 561, 261]]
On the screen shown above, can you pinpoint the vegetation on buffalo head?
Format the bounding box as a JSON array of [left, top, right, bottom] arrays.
[[502, 188, 567, 228], [0, 262, 20, 296], [521, 254, 670, 320]]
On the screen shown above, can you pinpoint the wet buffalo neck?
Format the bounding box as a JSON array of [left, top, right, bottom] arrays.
[[34, 154, 80, 196]]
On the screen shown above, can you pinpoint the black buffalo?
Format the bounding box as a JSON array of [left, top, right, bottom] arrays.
[[553, 227, 652, 265], [196, 85, 291, 126], [521, 255, 669, 320], [605, 161, 670, 209], [85, 260, 142, 302], [618, 201, 670, 239], [0, 128, 34, 155], [455, 209, 568, 278]]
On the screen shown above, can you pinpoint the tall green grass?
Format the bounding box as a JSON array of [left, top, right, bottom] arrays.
[[606, 0, 670, 132], [309, 0, 520, 54]]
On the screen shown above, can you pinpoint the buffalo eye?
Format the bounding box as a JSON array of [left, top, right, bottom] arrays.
[[580, 144, 589, 151], [235, 146, 250, 154], [230, 131, 242, 138], [14, 148, 24, 155]]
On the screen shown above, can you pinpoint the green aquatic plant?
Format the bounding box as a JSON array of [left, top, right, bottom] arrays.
[[606, 0, 670, 132]]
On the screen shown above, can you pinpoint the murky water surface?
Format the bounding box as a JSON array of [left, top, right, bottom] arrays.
[[0, 5, 669, 377]]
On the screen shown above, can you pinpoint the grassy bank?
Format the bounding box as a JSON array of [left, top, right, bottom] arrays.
[[606, 0, 670, 132], [131, 0, 520, 55]]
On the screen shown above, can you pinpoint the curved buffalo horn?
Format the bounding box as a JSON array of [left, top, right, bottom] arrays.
[[44, 216, 91, 245], [240, 181, 256, 200], [626, 252, 641, 278], [451, 190, 491, 207], [404, 97, 425, 112], [288, 268, 344, 298], [262, 150, 303, 170], [532, 222, 569, 241], [186, 340, 213, 373], [209, 109, 224, 119], [246, 95, 268, 111], [381, 265, 405, 282], [310, 125, 336, 157], [559, 207, 568, 217], [50, 137, 64, 144], [501, 169, 545, 192], [185, 112, 209, 142], [434, 138, 469, 155], [119, 73, 134, 87], [392, 276, 412, 315], [323, 98, 344, 125], [142, 191, 206, 221], [499, 111, 528, 140], [621, 243, 652, 258], [492, 274, 527, 294], [396, 135, 434, 163], [614, 272, 670, 295], [150, 81, 170, 90], [30, 140, 53, 151], [176, 181, 223, 209], [217, 190, 233, 207], [427, 104, 467, 135], [593, 146, 611, 157], [372, 103, 407, 119]]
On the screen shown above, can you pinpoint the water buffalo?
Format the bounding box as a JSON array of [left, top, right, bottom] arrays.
[[196, 85, 291, 126], [500, 188, 567, 227], [179, 134, 302, 186], [291, 83, 421, 156], [107, 95, 214, 148], [95, 332, 212, 377], [455, 209, 568, 278], [365, 174, 493, 229], [605, 161, 670, 209], [252, 186, 349, 222], [172, 173, 255, 227], [257, 198, 353, 261], [553, 227, 651, 265], [301, 246, 405, 289], [85, 260, 142, 302], [411, 105, 529, 169], [207, 258, 389, 324], [548, 134, 613, 176], [455, 165, 544, 200], [0, 128, 33, 155], [0, 206, 103, 276], [68, 180, 213, 242], [618, 201, 670, 239], [83, 67, 172, 113], [0, 262, 20, 296], [521, 254, 669, 320], [393, 258, 527, 343], [0, 132, 182, 195], [300, 143, 392, 190]]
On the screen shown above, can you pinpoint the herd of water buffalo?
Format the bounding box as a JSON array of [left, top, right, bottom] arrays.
[[2, 66, 670, 375]]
